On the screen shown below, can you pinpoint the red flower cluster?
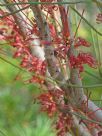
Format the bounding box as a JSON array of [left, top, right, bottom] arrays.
[[96, 13, 102, 24], [21, 56, 46, 73], [0, 10, 15, 40], [50, 89, 64, 100], [56, 113, 72, 136], [38, 93, 57, 116], [74, 37, 91, 47], [69, 53, 97, 72], [0, 11, 46, 84], [21, 56, 46, 84]]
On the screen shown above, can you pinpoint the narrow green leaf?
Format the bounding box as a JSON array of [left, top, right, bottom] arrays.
[[0, 1, 88, 7], [0, 5, 30, 19], [70, 6, 102, 36]]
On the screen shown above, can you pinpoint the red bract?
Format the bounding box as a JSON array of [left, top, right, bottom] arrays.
[[74, 37, 91, 47], [69, 53, 97, 72], [96, 13, 102, 24], [38, 93, 57, 116]]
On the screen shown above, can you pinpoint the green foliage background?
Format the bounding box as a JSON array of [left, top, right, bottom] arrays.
[[0, 57, 56, 136], [0, 1, 102, 136]]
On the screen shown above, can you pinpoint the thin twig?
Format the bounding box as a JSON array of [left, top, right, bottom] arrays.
[[59, 108, 102, 126], [0, 1, 88, 6], [0, 55, 102, 89], [71, 6, 102, 36], [0, 5, 30, 18], [85, 70, 102, 81], [74, 9, 85, 38]]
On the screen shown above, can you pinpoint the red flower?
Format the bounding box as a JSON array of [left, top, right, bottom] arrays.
[[75, 37, 91, 47], [0, 13, 46, 84], [56, 113, 72, 136], [78, 53, 97, 68], [29, 75, 45, 84], [38, 93, 57, 116], [69, 53, 97, 72]]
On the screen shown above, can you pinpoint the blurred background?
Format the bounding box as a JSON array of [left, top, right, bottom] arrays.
[[0, 0, 102, 136]]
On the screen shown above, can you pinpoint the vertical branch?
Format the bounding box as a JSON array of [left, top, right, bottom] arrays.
[[67, 6, 102, 122], [3, 0, 30, 38], [72, 115, 92, 136], [28, 0, 66, 83], [58, 0, 85, 105], [58, 1, 70, 43], [59, 0, 102, 122], [2, 0, 102, 127]]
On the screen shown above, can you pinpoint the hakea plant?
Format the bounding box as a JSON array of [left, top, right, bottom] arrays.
[[0, 0, 102, 136]]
